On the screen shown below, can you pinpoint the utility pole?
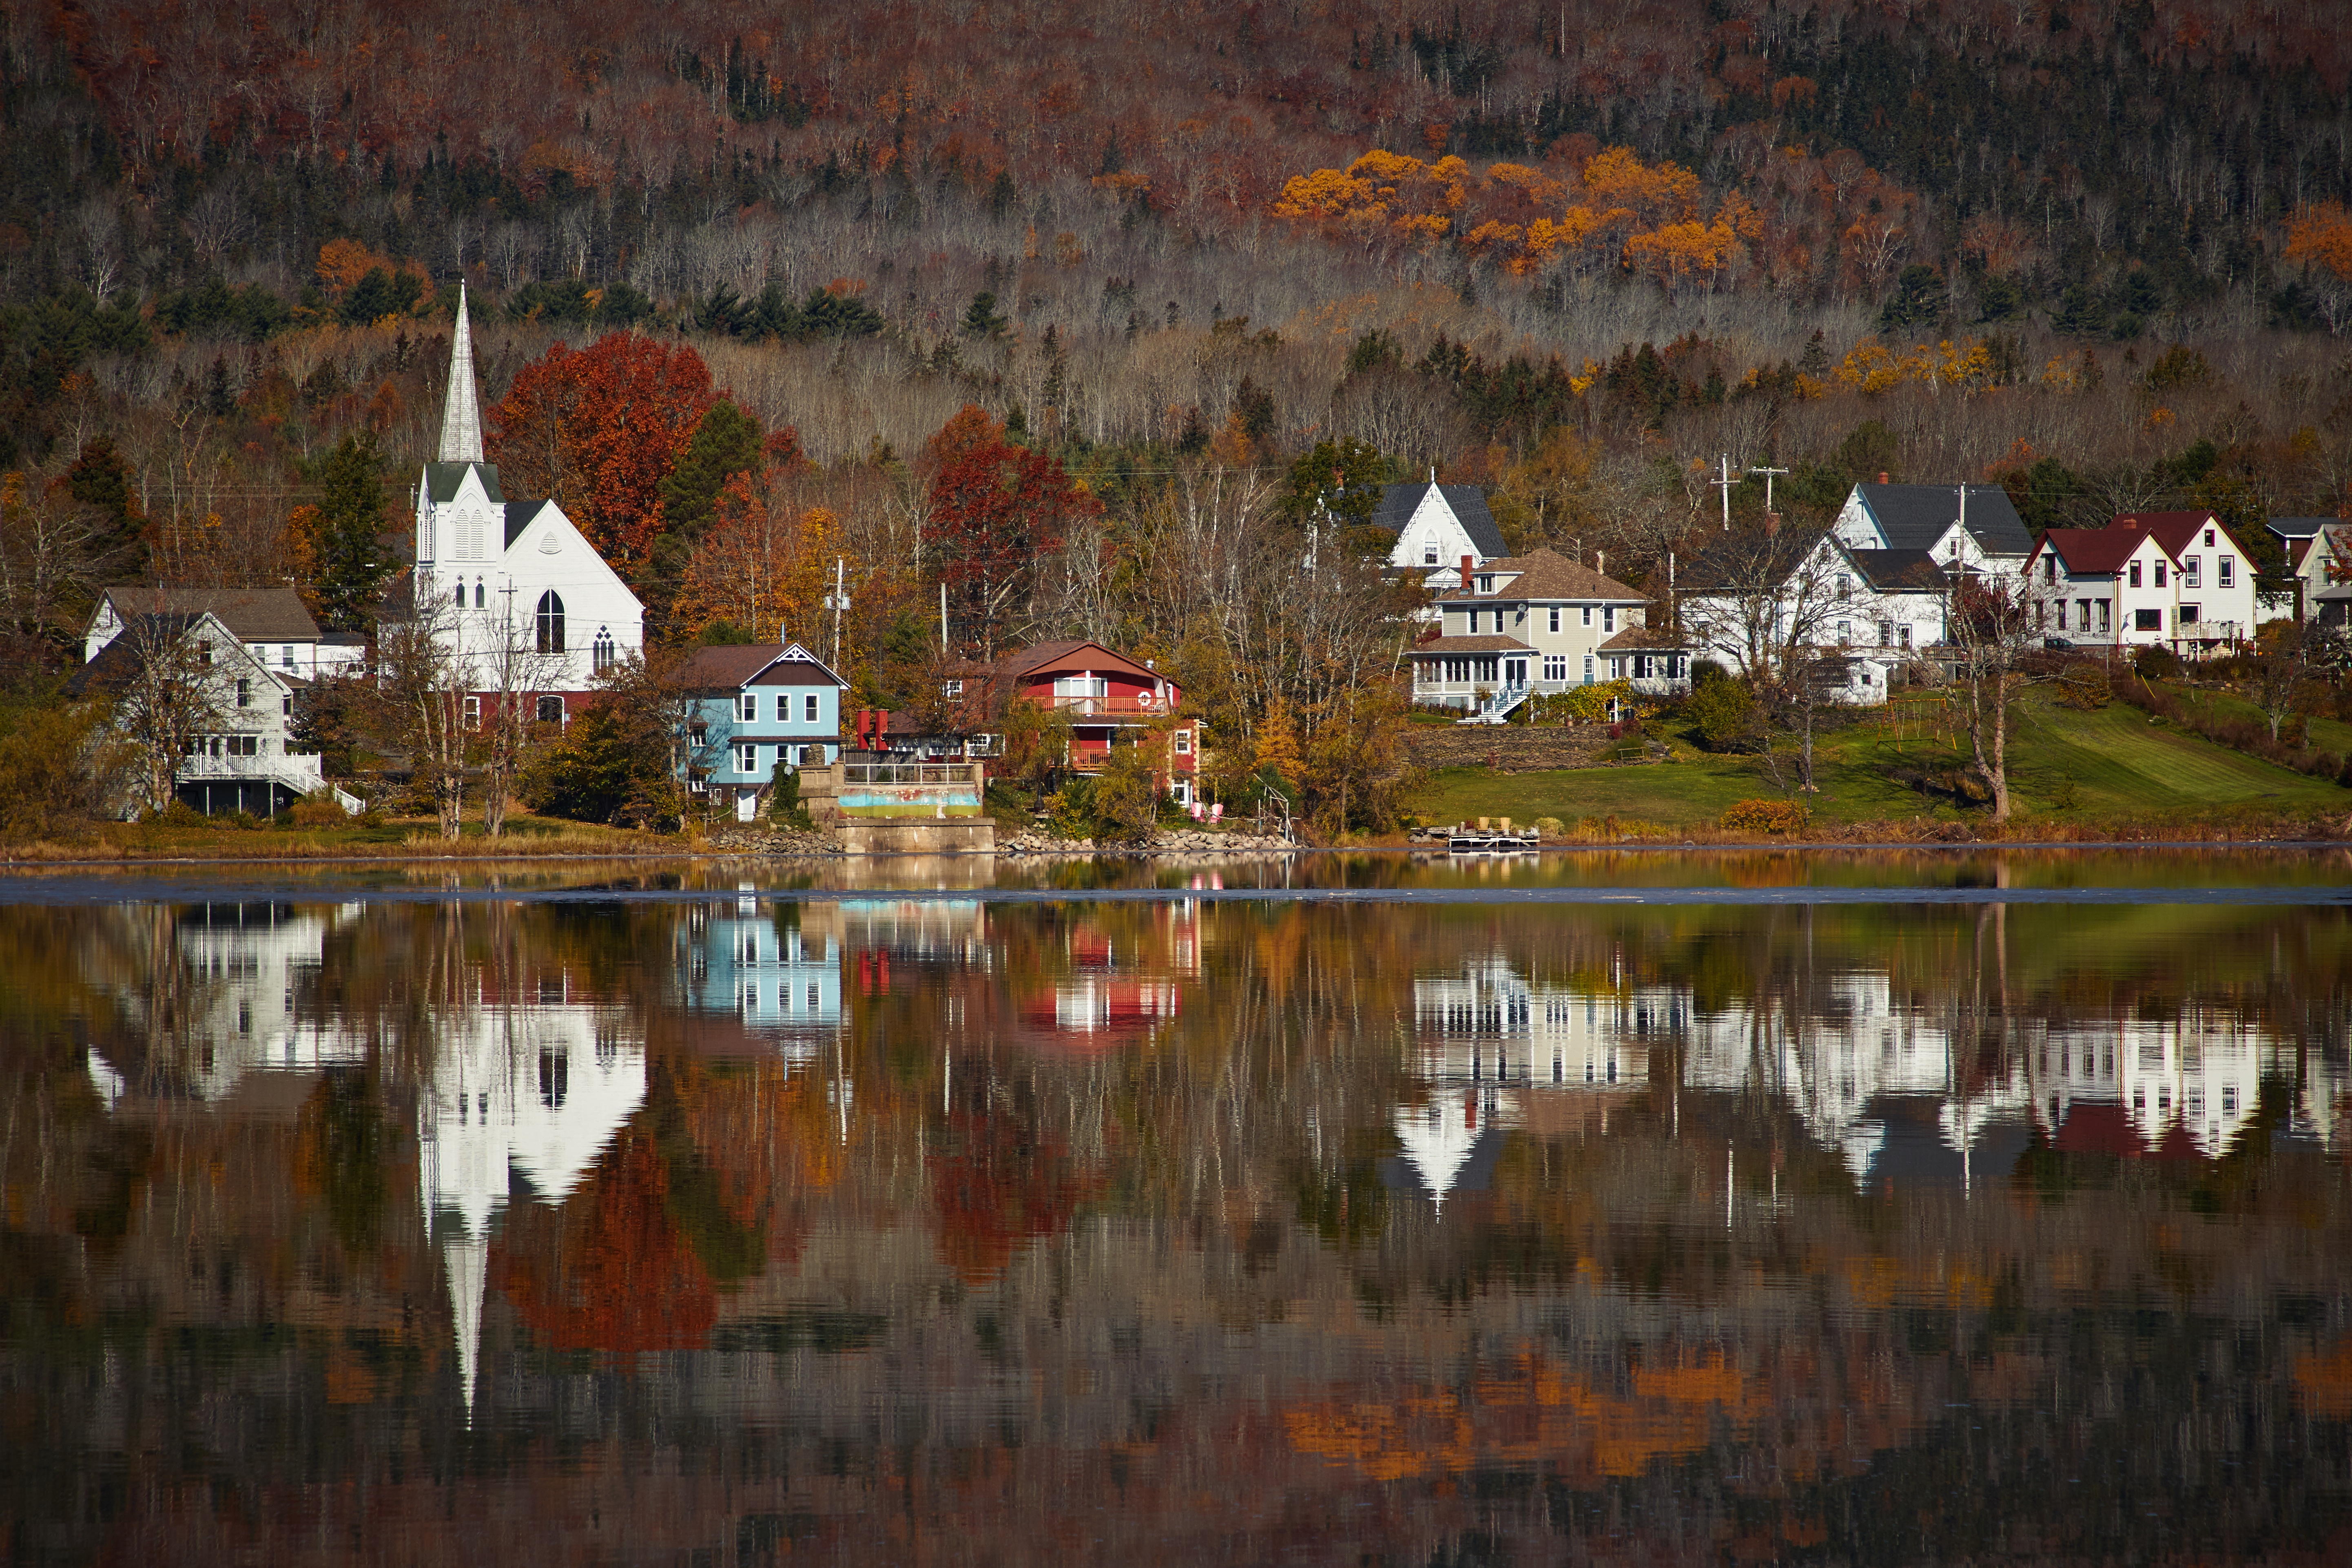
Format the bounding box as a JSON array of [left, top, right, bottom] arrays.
[[824, 558, 848, 672], [1748, 463, 1789, 516], [1710, 454, 1742, 530]]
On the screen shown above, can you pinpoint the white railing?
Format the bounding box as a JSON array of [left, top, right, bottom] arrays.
[[178, 750, 363, 814], [1457, 682, 1530, 724]]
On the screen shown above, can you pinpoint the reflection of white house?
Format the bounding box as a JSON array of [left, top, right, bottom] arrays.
[[1683, 971, 2033, 1185], [679, 891, 842, 1056], [2024, 1014, 2276, 1159], [418, 983, 646, 1420], [89, 902, 370, 1105], [837, 898, 988, 961], [1393, 959, 1671, 1209]]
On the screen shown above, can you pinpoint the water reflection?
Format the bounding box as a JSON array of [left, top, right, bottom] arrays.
[[11, 870, 2352, 1564]]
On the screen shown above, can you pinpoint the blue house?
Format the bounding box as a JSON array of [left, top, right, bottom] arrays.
[[678, 642, 849, 821], [678, 893, 842, 1059]]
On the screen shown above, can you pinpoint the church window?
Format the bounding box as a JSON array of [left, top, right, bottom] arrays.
[[456, 507, 483, 559], [536, 695, 565, 725], [591, 629, 616, 673], [452, 580, 464, 607], [474, 579, 486, 609], [535, 591, 565, 653]]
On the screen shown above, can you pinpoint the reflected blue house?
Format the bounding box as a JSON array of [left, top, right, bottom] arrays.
[[680, 893, 844, 1054]]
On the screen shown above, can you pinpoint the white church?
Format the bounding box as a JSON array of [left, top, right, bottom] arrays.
[[412, 288, 646, 721]]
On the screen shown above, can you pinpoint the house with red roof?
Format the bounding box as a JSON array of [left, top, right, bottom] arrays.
[[2023, 510, 2260, 656]]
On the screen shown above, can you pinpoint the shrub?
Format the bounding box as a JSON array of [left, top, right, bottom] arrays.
[[289, 793, 350, 828], [1685, 667, 1756, 751], [2132, 644, 2182, 680], [1721, 798, 1811, 834], [2055, 659, 2111, 709]]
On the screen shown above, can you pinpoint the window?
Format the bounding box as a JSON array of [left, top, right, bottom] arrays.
[[804, 694, 819, 722], [463, 695, 481, 729], [2043, 556, 2057, 584], [1547, 607, 1561, 633], [474, 580, 486, 609], [281, 644, 295, 668], [197, 640, 213, 666], [282, 695, 291, 715], [800, 744, 825, 766], [591, 630, 615, 673], [2155, 561, 2168, 587], [1542, 654, 1567, 681], [452, 580, 464, 607], [740, 693, 758, 723], [1173, 730, 1192, 755], [736, 742, 760, 774], [535, 590, 565, 653], [1837, 620, 1852, 643], [1602, 607, 1615, 632], [1580, 606, 1592, 627], [2184, 554, 2201, 588], [2096, 600, 2111, 632], [2128, 561, 2142, 587], [1476, 575, 1493, 593], [2177, 603, 2200, 624], [2075, 599, 2090, 629], [235, 678, 251, 709], [1899, 624, 1913, 648], [1878, 620, 1894, 644], [536, 695, 564, 725], [1422, 541, 1438, 565], [2135, 607, 2162, 631], [2218, 556, 2234, 587], [1837, 574, 1853, 598], [2204, 527, 2216, 546], [944, 679, 963, 698]]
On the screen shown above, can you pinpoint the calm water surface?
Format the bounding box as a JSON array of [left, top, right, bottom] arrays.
[[4, 850, 2349, 1565]]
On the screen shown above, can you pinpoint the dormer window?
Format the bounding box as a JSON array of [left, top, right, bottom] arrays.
[[945, 679, 964, 698], [1476, 575, 1493, 594]]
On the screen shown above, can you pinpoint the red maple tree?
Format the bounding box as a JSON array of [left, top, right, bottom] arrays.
[[486, 332, 718, 571], [921, 405, 1099, 654]]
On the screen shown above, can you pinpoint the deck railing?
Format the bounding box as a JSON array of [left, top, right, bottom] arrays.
[[837, 762, 979, 786]]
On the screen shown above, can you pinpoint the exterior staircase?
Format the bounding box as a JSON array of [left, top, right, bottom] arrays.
[[1455, 681, 1531, 725]]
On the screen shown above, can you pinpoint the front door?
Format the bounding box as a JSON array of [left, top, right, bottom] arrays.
[[1504, 657, 1528, 687]]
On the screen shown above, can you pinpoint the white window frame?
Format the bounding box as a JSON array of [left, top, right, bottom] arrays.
[[740, 693, 758, 723], [804, 693, 819, 722]]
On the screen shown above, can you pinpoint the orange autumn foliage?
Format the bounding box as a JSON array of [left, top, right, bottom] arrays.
[[494, 1131, 716, 1354], [486, 333, 718, 571]]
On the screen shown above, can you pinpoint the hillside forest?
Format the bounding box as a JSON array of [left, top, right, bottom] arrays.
[[3, 0, 2352, 826]]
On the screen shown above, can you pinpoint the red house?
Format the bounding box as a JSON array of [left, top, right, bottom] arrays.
[[855, 639, 1201, 804]]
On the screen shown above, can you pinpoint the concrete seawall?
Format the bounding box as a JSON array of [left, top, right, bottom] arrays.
[[836, 817, 998, 855]]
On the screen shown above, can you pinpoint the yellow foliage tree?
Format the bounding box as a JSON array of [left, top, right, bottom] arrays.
[[672, 480, 837, 644]]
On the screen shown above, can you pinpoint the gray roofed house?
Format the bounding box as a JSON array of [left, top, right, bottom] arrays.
[[1372, 481, 1508, 585], [1832, 482, 2033, 567], [82, 586, 367, 682]]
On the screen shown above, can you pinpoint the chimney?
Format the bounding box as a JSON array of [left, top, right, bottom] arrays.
[[1877, 471, 1890, 485], [1460, 554, 1473, 591]]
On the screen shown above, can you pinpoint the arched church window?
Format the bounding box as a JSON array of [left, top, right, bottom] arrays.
[[591, 629, 616, 673], [474, 579, 486, 609], [451, 580, 464, 607], [536, 591, 565, 653]]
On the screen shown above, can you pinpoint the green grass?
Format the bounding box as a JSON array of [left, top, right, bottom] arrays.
[[2164, 684, 2352, 756], [1407, 689, 2352, 833]]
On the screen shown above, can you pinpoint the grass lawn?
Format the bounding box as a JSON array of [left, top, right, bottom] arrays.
[[2163, 683, 2352, 757], [1408, 689, 2352, 833], [6, 811, 680, 860]]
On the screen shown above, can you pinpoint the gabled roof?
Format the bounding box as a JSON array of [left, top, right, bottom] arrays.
[[423, 461, 505, 505], [677, 642, 848, 691], [1436, 548, 1645, 604], [1404, 634, 1537, 656], [1845, 548, 1950, 593], [2033, 527, 2157, 574], [2110, 510, 2240, 563], [999, 639, 1163, 685], [97, 586, 321, 643], [1676, 525, 1833, 594], [503, 500, 546, 549], [1369, 482, 1507, 557], [68, 612, 204, 696], [2269, 516, 2338, 540], [1854, 483, 2033, 557]]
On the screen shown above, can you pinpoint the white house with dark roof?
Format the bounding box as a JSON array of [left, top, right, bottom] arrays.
[[1407, 548, 1659, 719], [410, 287, 645, 723], [1371, 478, 1508, 589], [1831, 482, 2034, 581], [84, 585, 365, 680], [1678, 527, 1950, 706], [2023, 512, 2260, 655]]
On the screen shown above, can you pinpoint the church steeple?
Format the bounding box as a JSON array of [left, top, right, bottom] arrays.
[[437, 284, 485, 465]]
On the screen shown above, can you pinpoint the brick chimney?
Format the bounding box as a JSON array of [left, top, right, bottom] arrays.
[[1878, 471, 1890, 485], [1460, 554, 1473, 591]]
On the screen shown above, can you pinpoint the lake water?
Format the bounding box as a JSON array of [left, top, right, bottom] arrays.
[[4, 850, 2349, 1564]]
